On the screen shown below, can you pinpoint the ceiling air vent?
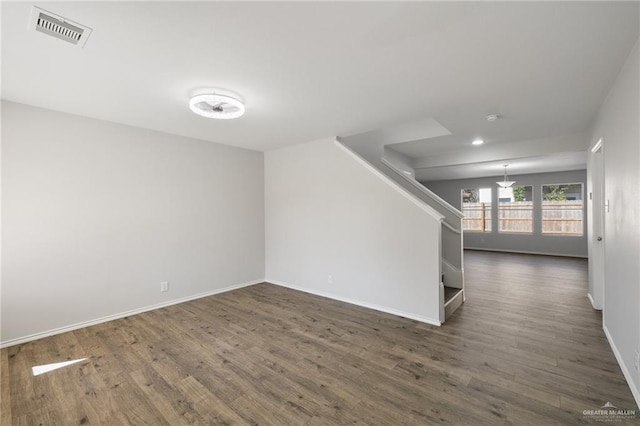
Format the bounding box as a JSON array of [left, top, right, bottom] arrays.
[[29, 6, 92, 48]]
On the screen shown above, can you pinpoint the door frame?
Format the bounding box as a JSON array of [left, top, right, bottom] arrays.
[[589, 137, 605, 310]]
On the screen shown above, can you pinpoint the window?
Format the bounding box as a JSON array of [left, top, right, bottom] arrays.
[[541, 183, 583, 236], [498, 185, 533, 233], [461, 188, 491, 232]]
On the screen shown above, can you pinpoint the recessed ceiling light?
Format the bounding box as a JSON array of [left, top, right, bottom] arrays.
[[485, 114, 499, 122], [472, 139, 484, 145], [189, 91, 245, 119]]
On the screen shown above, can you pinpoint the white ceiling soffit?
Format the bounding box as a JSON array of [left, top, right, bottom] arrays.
[[390, 132, 588, 167], [415, 151, 588, 183], [383, 131, 588, 181], [1, 2, 639, 151], [340, 118, 451, 147]]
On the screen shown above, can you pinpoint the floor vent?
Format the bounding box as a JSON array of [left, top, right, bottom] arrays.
[[29, 6, 92, 48]]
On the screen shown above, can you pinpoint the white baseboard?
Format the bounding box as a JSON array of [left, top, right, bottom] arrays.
[[465, 247, 588, 259], [266, 279, 441, 326], [587, 292, 602, 310], [603, 324, 640, 408], [0, 279, 265, 348]]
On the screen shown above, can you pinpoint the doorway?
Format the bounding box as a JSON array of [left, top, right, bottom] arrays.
[[590, 138, 605, 310]]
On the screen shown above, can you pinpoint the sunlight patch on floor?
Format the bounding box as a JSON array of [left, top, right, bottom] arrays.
[[32, 358, 88, 376]]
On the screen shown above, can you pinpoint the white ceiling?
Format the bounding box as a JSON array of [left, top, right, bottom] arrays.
[[2, 2, 638, 152]]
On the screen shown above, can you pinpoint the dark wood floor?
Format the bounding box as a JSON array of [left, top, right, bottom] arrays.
[[2, 251, 638, 424]]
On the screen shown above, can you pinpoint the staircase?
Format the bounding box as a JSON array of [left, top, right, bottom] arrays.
[[380, 158, 465, 322], [335, 138, 465, 323]]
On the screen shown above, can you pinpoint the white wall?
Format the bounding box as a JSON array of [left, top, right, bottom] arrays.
[[423, 170, 588, 257], [589, 40, 640, 405], [265, 138, 442, 324], [1, 101, 265, 344]]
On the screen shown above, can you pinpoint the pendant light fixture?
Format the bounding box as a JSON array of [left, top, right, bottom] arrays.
[[497, 165, 515, 188]]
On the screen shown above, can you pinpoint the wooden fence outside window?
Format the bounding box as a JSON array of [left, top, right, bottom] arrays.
[[541, 201, 583, 235], [498, 201, 533, 233], [463, 201, 583, 235], [462, 202, 491, 232]]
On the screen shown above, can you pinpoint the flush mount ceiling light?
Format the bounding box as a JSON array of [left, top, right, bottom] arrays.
[[189, 91, 245, 119], [497, 165, 516, 188], [472, 139, 484, 145]]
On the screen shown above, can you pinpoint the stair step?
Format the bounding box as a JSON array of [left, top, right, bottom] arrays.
[[444, 286, 463, 320], [444, 286, 462, 304]]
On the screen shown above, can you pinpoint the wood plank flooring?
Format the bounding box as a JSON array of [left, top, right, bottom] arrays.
[[2, 251, 638, 424]]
